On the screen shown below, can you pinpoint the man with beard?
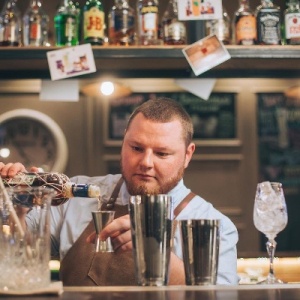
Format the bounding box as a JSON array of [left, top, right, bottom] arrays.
[[0, 98, 239, 286]]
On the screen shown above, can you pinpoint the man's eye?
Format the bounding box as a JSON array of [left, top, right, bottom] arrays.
[[157, 152, 169, 157], [132, 146, 142, 152]]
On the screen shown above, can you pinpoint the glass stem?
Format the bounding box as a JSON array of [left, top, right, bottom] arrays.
[[266, 239, 276, 281]]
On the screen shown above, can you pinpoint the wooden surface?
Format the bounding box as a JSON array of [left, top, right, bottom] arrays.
[[3, 284, 300, 300], [1, 45, 300, 79]]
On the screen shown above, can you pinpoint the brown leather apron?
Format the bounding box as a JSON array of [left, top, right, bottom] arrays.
[[59, 178, 195, 286]]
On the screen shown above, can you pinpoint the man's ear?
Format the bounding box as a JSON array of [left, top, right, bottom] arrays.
[[184, 143, 196, 168]]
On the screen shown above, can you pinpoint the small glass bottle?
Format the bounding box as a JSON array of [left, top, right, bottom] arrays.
[[54, 0, 80, 46], [284, 0, 300, 45], [161, 0, 187, 45], [205, 5, 231, 45], [3, 172, 101, 206], [233, 0, 257, 45], [0, 0, 21, 47], [256, 0, 281, 45], [23, 0, 50, 47], [108, 0, 135, 45], [136, 0, 160, 45], [83, 0, 105, 45]]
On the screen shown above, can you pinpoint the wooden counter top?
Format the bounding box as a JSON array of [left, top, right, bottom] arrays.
[[3, 283, 300, 300]]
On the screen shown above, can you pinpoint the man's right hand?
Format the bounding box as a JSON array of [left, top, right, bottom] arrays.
[[0, 162, 39, 178]]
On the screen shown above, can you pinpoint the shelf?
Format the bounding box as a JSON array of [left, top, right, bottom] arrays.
[[1, 45, 300, 79]]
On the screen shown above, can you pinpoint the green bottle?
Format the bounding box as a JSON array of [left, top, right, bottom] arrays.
[[83, 0, 105, 45], [54, 0, 80, 46]]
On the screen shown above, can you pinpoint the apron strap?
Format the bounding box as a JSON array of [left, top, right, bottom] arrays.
[[173, 192, 196, 219], [101, 177, 124, 210]]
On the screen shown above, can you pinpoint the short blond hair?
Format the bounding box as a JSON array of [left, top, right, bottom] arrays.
[[126, 97, 194, 147]]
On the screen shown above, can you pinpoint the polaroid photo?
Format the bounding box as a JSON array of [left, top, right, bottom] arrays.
[[177, 0, 223, 21], [182, 34, 231, 76], [47, 43, 96, 81]]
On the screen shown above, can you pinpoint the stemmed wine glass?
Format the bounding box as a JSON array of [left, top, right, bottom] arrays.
[[253, 181, 288, 284]]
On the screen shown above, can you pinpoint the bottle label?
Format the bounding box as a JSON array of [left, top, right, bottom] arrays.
[[113, 14, 134, 32], [30, 22, 42, 40], [3, 174, 36, 185], [141, 6, 158, 32], [71, 184, 89, 197], [257, 10, 281, 44], [65, 16, 77, 39], [4, 23, 16, 42], [236, 15, 257, 44], [207, 19, 230, 43], [285, 13, 300, 39], [164, 22, 186, 41], [84, 7, 105, 39]]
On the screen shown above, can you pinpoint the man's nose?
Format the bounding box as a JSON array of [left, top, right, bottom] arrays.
[[139, 151, 154, 168]]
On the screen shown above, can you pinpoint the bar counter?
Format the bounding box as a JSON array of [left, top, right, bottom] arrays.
[[3, 284, 300, 300]]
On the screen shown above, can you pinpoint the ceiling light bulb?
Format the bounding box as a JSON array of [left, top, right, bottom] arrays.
[[100, 81, 115, 96], [0, 148, 10, 158]]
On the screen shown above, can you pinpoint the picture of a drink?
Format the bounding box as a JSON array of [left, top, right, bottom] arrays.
[[192, 0, 201, 16]]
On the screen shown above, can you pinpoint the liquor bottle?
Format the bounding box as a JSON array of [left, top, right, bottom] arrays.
[[136, 0, 160, 45], [83, 0, 105, 45], [23, 0, 50, 47], [54, 0, 80, 46], [161, 0, 187, 45], [0, 0, 21, 46], [256, 0, 281, 45], [205, 5, 231, 45], [233, 0, 257, 45], [284, 0, 300, 45], [108, 0, 135, 45], [3, 172, 101, 206]]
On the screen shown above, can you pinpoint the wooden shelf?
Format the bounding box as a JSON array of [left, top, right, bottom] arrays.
[[1, 45, 300, 79]]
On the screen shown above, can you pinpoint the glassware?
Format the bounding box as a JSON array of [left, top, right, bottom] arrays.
[[83, 0, 105, 45], [0, 186, 54, 291], [136, 0, 160, 45], [284, 0, 300, 45], [108, 0, 135, 45], [232, 0, 257, 45], [92, 210, 115, 252], [23, 0, 50, 46], [54, 0, 80, 46], [0, 0, 21, 46], [2, 172, 100, 206], [161, 0, 187, 45], [253, 181, 288, 284], [256, 0, 281, 45], [205, 5, 231, 45]]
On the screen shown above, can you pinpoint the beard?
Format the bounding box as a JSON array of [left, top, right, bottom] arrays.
[[121, 158, 185, 195]]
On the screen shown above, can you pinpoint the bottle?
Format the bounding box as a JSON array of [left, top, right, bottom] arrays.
[[0, 0, 22, 46], [54, 0, 80, 46], [205, 5, 231, 45], [256, 0, 281, 45], [108, 0, 135, 45], [161, 0, 187, 45], [284, 0, 300, 45], [83, 0, 105, 45], [233, 0, 257, 45], [136, 0, 160, 45], [23, 0, 50, 47], [3, 172, 101, 206]]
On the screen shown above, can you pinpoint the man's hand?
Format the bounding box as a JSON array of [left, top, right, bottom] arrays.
[[87, 214, 132, 252], [0, 162, 39, 178]]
